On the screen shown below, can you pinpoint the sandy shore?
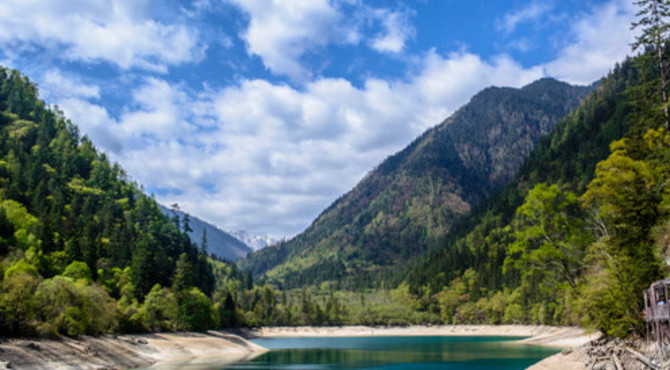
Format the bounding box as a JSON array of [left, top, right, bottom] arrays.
[[0, 326, 599, 369], [246, 324, 599, 346], [0, 331, 267, 370]]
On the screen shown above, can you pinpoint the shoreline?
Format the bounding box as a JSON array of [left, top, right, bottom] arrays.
[[0, 325, 598, 369], [244, 324, 599, 346], [0, 331, 267, 370], [245, 325, 599, 370]]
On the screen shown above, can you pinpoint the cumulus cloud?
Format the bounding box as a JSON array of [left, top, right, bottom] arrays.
[[497, 1, 554, 34], [33, 0, 637, 238], [0, 0, 203, 71], [228, 0, 344, 80], [42, 69, 100, 100], [52, 49, 544, 237], [369, 8, 415, 54], [543, 0, 636, 85], [228, 0, 416, 78]]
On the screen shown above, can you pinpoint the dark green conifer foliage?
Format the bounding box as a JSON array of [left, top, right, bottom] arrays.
[[632, 0, 670, 142], [0, 66, 217, 336]]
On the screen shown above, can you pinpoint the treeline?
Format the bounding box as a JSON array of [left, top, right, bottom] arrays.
[[0, 67, 221, 337], [240, 78, 592, 290], [400, 48, 670, 337]]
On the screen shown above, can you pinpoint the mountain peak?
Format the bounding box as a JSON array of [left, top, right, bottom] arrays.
[[240, 77, 594, 289]]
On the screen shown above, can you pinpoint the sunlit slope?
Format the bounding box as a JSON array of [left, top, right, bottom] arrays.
[[240, 78, 593, 289]]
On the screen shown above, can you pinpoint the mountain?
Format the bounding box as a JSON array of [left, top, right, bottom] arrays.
[[405, 60, 636, 293], [159, 205, 252, 261], [240, 78, 594, 289], [398, 56, 670, 337], [0, 67, 218, 337], [229, 229, 278, 251]]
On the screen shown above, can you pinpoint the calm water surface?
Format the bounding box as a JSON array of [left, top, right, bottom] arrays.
[[146, 336, 559, 369]]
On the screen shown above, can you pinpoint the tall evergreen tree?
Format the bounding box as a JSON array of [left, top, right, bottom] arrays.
[[632, 0, 670, 142]]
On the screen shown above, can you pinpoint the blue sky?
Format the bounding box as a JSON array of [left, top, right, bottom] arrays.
[[0, 0, 636, 238]]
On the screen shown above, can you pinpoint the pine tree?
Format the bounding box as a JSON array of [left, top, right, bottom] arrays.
[[173, 252, 195, 292], [632, 0, 670, 142]]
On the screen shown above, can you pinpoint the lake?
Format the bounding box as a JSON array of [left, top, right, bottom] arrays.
[[145, 336, 559, 369]]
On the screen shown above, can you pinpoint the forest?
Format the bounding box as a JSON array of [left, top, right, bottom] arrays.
[[1, 0, 670, 341]]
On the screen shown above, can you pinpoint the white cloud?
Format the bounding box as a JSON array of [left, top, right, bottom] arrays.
[[369, 8, 415, 54], [228, 0, 344, 80], [0, 0, 203, 71], [543, 0, 636, 85], [35, 0, 637, 238], [228, 0, 416, 78], [41, 69, 100, 100], [497, 1, 554, 34], [48, 48, 544, 237]]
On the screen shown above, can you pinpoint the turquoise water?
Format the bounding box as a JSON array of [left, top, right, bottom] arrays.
[[141, 336, 559, 369], [231, 336, 558, 369]]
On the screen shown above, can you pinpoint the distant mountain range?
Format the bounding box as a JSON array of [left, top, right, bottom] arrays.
[[228, 230, 278, 251], [239, 78, 595, 289], [159, 205, 253, 261]]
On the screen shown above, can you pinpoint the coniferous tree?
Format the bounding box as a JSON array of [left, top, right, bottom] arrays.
[[632, 0, 670, 142]]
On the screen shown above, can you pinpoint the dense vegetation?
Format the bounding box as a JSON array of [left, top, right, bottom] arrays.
[[246, 40, 670, 337], [159, 205, 252, 261], [241, 79, 593, 290], [400, 54, 670, 337], [0, 67, 220, 336], [2, 6, 670, 338], [0, 66, 435, 336]]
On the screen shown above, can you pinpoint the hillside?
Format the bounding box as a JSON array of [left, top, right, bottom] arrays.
[[0, 67, 220, 337], [399, 56, 670, 337], [405, 60, 637, 292], [159, 205, 252, 261], [240, 78, 594, 289]]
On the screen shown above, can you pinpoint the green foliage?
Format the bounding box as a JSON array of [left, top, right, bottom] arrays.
[[578, 132, 668, 336], [178, 287, 214, 331], [139, 284, 178, 332], [401, 54, 669, 336], [505, 183, 591, 290], [0, 266, 41, 336], [242, 79, 593, 289], [0, 66, 216, 337], [33, 276, 117, 336], [62, 261, 92, 282], [4, 258, 39, 279]]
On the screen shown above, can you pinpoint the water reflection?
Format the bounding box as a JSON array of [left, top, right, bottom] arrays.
[[143, 336, 559, 370], [230, 336, 558, 369]]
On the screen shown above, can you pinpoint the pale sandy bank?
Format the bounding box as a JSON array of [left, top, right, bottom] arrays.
[[246, 324, 599, 346], [0, 331, 267, 370]]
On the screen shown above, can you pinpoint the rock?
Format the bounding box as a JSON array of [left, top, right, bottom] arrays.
[[562, 347, 573, 355], [25, 342, 40, 351], [85, 345, 99, 356], [136, 338, 148, 345]]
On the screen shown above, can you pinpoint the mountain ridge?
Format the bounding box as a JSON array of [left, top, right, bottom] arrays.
[[240, 77, 595, 289], [158, 205, 252, 261]]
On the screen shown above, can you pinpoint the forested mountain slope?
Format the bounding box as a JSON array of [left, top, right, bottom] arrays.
[[0, 67, 220, 337], [159, 205, 252, 261], [400, 56, 670, 337], [241, 78, 593, 289], [405, 60, 637, 293]]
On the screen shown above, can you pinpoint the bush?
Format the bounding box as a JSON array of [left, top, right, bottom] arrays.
[[0, 269, 41, 336], [178, 287, 214, 331], [139, 284, 178, 332], [62, 261, 92, 282], [33, 276, 117, 336]]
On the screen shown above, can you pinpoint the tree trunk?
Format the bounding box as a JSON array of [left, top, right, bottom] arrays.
[[653, 0, 670, 145]]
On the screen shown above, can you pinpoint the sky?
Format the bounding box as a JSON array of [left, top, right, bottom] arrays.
[[0, 0, 637, 239]]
